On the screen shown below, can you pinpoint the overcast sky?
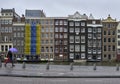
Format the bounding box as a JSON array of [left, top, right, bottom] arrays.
[[0, 0, 120, 20]]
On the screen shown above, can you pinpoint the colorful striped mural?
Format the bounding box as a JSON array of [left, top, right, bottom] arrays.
[[24, 23, 41, 55]]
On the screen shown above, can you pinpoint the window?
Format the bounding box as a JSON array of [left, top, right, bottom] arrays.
[[118, 30, 120, 33], [50, 33, 53, 37], [93, 28, 96, 33], [46, 47, 49, 52], [113, 45, 115, 51], [46, 40, 48, 44], [64, 21, 67, 25], [88, 48, 92, 53], [64, 34, 67, 38], [41, 47, 44, 52], [108, 30, 110, 35], [92, 21, 96, 24], [42, 27, 45, 32], [104, 31, 106, 35], [64, 27, 67, 32], [104, 38, 106, 42], [50, 28, 53, 32], [112, 38, 115, 42], [70, 45, 74, 52], [81, 36, 85, 43], [41, 40, 44, 44], [75, 36, 80, 43], [1, 45, 4, 51], [81, 22, 85, 26], [108, 38, 111, 42], [14, 33, 16, 37], [81, 53, 85, 59], [70, 28, 74, 32], [69, 22, 74, 26], [104, 45, 106, 51], [75, 45, 80, 52], [60, 34, 63, 38], [88, 28, 92, 32], [75, 28, 80, 33], [69, 53, 74, 59], [88, 34, 92, 39], [55, 21, 59, 25], [104, 54, 107, 58], [60, 27, 63, 32], [70, 36, 74, 43], [117, 49, 120, 54], [55, 34, 58, 38], [108, 45, 111, 51], [81, 28, 85, 33], [81, 45, 85, 52], [98, 28, 101, 32], [64, 40, 67, 45], [41, 33, 44, 37], [112, 31, 115, 35], [75, 22, 80, 26], [50, 47, 53, 52], [55, 27, 59, 32], [60, 20, 63, 25], [118, 35, 120, 38], [118, 41, 120, 46]]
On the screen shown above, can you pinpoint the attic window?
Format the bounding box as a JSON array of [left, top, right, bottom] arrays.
[[92, 21, 96, 24]]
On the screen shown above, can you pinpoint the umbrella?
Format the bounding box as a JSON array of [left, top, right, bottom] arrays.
[[9, 48, 18, 53]]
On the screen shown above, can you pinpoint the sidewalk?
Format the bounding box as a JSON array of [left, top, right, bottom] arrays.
[[0, 63, 120, 78]]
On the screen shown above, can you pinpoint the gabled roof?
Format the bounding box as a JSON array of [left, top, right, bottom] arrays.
[[102, 14, 117, 22], [68, 11, 88, 19]]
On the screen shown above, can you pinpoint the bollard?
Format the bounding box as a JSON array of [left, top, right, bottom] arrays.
[[22, 62, 26, 69], [0, 60, 2, 68], [70, 63, 73, 71], [116, 64, 119, 71], [93, 63, 96, 71], [46, 62, 49, 70]]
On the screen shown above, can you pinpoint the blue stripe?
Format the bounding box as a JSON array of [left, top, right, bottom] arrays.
[[31, 24, 36, 55]]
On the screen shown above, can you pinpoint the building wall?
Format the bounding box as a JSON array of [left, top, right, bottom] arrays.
[[87, 19, 102, 61], [102, 15, 118, 61], [54, 19, 68, 61], [117, 22, 120, 61], [40, 18, 54, 61]]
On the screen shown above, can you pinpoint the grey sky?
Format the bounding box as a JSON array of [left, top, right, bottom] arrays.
[[0, 0, 120, 20]]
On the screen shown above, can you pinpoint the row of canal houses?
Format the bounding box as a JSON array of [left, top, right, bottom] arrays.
[[0, 8, 120, 62]]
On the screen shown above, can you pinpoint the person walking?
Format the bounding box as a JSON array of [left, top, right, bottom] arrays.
[[4, 50, 15, 67]]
